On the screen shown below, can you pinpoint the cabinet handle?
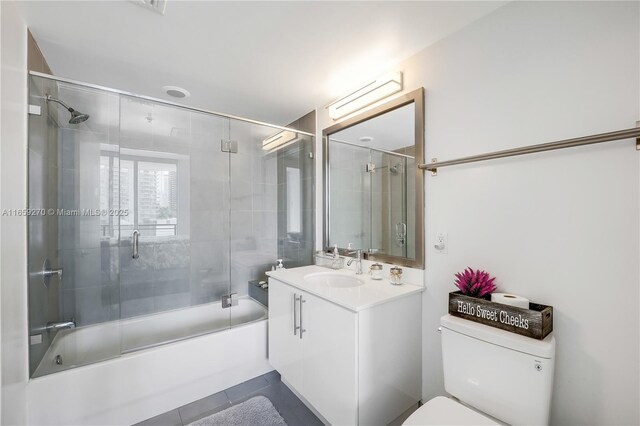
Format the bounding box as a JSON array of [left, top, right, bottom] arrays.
[[299, 297, 306, 339], [293, 293, 300, 335]]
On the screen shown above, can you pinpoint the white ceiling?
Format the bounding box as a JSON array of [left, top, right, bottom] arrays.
[[17, 1, 506, 126]]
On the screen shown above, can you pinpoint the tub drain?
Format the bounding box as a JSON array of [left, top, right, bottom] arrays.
[[55, 355, 62, 365]]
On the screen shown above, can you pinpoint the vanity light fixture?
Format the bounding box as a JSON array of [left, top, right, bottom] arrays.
[[328, 71, 403, 120], [262, 130, 298, 151]]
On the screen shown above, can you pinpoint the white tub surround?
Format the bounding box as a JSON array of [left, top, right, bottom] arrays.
[[27, 299, 271, 425], [33, 296, 267, 377], [268, 265, 423, 425], [267, 265, 423, 312]]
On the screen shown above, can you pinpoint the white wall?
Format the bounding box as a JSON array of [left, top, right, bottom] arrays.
[[317, 1, 639, 424], [0, 0, 29, 424]]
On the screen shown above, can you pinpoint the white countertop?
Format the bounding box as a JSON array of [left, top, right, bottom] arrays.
[[266, 265, 424, 312]]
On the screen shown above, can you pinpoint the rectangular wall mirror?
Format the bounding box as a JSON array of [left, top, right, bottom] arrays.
[[323, 88, 424, 269]]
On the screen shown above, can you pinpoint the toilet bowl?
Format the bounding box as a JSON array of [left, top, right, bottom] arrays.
[[403, 315, 556, 426]]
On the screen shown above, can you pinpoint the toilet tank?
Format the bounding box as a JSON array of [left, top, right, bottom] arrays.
[[440, 314, 555, 426]]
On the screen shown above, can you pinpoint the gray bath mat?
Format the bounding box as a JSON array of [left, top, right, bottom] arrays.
[[187, 396, 287, 426]]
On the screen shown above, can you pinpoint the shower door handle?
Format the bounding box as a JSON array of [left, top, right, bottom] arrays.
[[293, 293, 300, 335], [132, 230, 139, 259]]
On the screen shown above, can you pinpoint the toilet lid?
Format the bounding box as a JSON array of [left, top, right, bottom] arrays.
[[403, 397, 499, 426]]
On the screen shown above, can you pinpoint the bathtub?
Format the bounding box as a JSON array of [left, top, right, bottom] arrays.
[[28, 296, 273, 425], [34, 296, 268, 377]]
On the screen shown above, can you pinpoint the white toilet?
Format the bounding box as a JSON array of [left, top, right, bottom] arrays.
[[404, 314, 556, 425]]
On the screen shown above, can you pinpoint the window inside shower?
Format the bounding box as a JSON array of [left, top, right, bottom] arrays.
[[27, 74, 315, 377], [100, 152, 182, 238]]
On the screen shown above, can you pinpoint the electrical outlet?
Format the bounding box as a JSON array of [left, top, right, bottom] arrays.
[[434, 232, 448, 254]]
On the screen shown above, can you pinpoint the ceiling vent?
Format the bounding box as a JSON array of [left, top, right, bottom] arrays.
[[131, 0, 167, 15]]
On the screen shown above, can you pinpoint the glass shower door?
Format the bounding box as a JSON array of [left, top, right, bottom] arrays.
[[28, 75, 123, 377], [117, 96, 232, 352]]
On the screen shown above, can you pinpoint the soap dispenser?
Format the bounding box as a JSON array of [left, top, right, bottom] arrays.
[[276, 259, 285, 270], [332, 244, 339, 259]]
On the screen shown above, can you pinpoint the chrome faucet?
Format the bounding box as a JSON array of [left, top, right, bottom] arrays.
[[45, 319, 76, 332], [347, 249, 363, 275]]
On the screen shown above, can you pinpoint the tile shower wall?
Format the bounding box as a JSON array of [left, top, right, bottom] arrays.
[[277, 139, 315, 268], [56, 85, 122, 333], [280, 111, 316, 268], [59, 115, 121, 327], [230, 120, 278, 297], [29, 77, 124, 375], [229, 117, 315, 297]]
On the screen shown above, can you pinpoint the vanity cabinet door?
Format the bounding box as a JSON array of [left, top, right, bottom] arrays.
[[268, 279, 303, 391], [300, 291, 358, 426]]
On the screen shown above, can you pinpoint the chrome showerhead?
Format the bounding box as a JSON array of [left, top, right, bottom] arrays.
[[68, 109, 90, 124], [45, 95, 90, 124]]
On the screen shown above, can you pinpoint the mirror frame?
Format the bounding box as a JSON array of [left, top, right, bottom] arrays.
[[322, 87, 424, 269]]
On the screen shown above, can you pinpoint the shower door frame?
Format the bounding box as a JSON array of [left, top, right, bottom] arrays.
[[29, 71, 315, 138]]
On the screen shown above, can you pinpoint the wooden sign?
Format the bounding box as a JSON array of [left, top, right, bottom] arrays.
[[448, 291, 553, 340]]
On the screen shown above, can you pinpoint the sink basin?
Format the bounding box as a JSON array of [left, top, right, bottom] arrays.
[[304, 272, 365, 288]]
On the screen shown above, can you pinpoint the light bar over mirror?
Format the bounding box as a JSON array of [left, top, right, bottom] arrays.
[[328, 71, 403, 120]]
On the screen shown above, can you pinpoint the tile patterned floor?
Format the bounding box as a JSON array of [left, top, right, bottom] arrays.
[[135, 370, 323, 426]]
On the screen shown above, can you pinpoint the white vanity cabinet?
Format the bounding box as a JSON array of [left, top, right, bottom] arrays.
[[268, 276, 422, 426], [269, 279, 358, 424]]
